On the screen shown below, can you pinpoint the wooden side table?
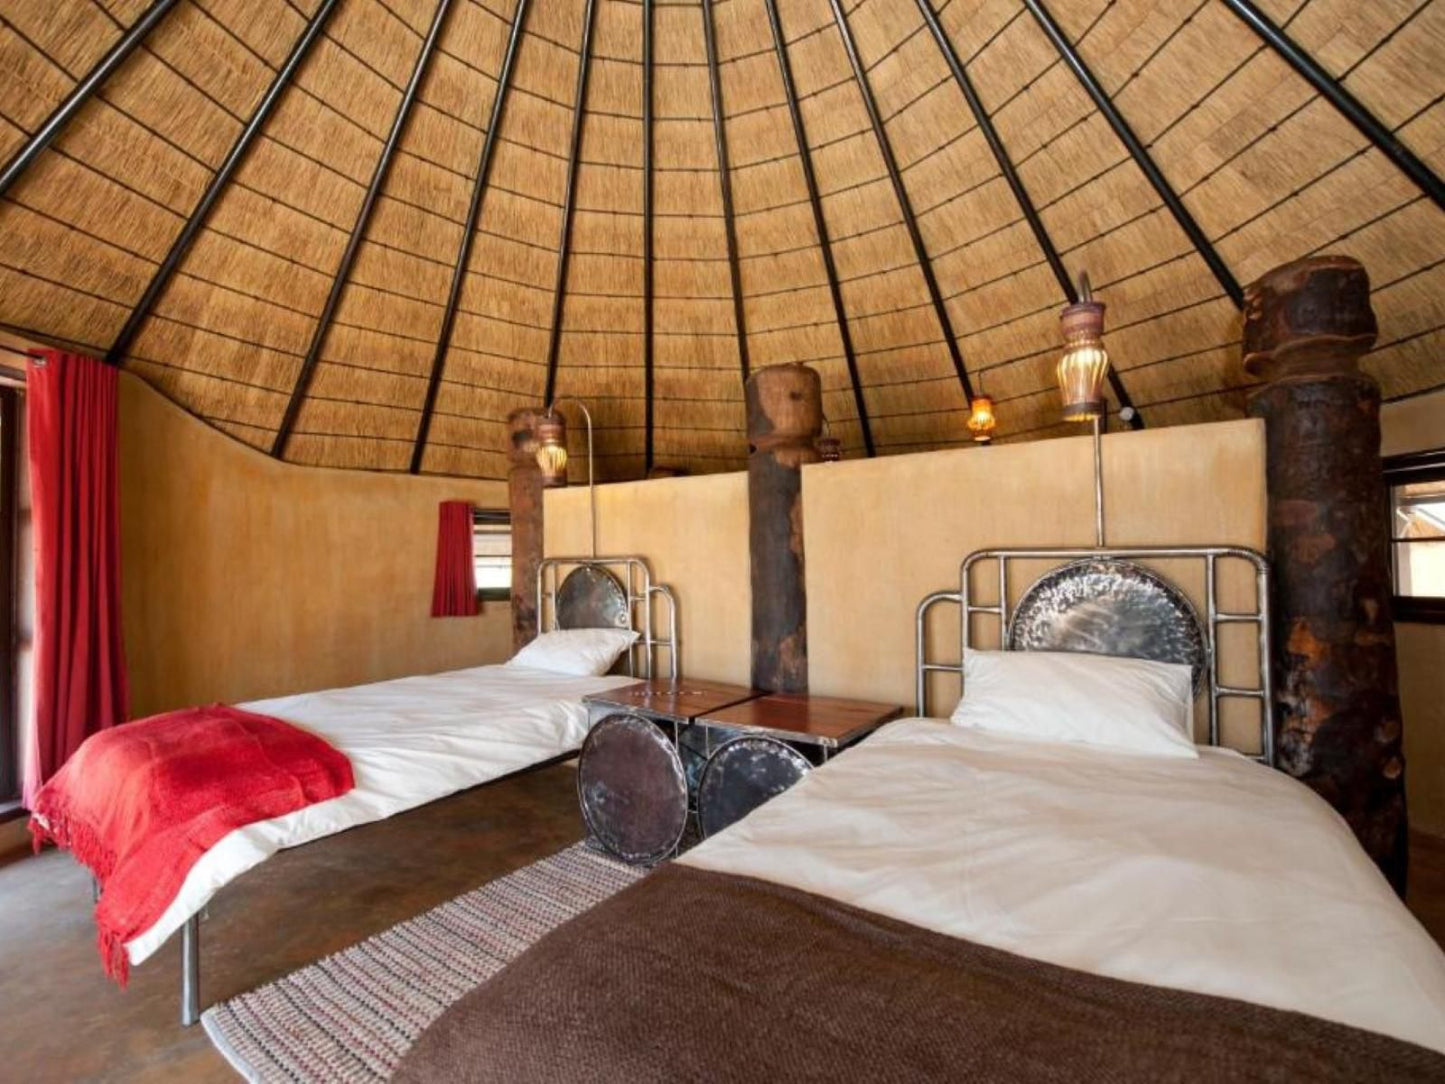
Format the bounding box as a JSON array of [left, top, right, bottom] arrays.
[[693, 693, 903, 838], [696, 692, 904, 763], [578, 679, 759, 865]]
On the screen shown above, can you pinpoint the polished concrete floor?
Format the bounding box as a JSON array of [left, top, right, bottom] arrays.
[[2, 766, 1445, 1083], [0, 761, 586, 1083]]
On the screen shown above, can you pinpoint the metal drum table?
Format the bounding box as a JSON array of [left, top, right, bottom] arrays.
[[694, 693, 904, 839], [578, 680, 759, 865]]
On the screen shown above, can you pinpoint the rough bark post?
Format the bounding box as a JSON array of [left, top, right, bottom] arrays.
[[507, 408, 547, 651], [747, 364, 822, 692], [1244, 255, 1407, 893]]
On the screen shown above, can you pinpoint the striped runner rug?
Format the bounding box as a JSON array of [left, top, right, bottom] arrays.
[[202, 843, 643, 1083]]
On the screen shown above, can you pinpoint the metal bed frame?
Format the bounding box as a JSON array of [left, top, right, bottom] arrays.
[[916, 545, 1275, 764], [537, 555, 679, 681], [163, 556, 677, 1026]]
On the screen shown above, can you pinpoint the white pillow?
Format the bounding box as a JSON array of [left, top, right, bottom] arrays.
[[949, 649, 1197, 759], [508, 628, 639, 677]]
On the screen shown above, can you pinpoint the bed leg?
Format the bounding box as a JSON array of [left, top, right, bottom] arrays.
[[180, 914, 200, 1027]]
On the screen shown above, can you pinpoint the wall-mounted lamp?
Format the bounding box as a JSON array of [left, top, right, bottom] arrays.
[[967, 394, 996, 443], [1057, 273, 1109, 546], [816, 417, 842, 462], [535, 398, 597, 559]]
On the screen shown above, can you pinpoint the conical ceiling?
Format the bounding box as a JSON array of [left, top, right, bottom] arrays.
[[0, 0, 1441, 481]]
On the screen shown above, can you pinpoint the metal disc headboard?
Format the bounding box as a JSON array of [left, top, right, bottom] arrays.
[[916, 545, 1274, 765], [537, 556, 678, 680]]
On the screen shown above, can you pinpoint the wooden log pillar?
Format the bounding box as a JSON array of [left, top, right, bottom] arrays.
[[747, 364, 822, 692], [1244, 255, 1407, 892], [507, 408, 548, 651]]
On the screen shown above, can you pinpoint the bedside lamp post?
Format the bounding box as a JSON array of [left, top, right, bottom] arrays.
[[534, 398, 597, 559]]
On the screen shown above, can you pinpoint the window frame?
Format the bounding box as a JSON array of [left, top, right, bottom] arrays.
[[472, 507, 512, 605], [1384, 448, 1445, 626]]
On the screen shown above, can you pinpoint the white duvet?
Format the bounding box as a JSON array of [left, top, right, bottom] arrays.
[[126, 664, 634, 966], [681, 718, 1445, 1054]]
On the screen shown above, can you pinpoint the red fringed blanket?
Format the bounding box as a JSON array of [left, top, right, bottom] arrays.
[[29, 704, 354, 984]]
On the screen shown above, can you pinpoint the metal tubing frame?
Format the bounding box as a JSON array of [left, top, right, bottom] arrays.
[[543, 397, 597, 558], [1221, 0, 1444, 212], [915, 545, 1274, 764], [536, 555, 679, 680], [410, 0, 532, 473], [642, 0, 656, 473], [762, 0, 876, 456], [272, 0, 455, 458], [828, 0, 974, 407], [181, 915, 199, 1026], [107, 0, 342, 367], [542, 0, 601, 407], [0, 0, 183, 201], [1022, 0, 1244, 310], [701, 0, 750, 386], [914, 0, 1141, 429]]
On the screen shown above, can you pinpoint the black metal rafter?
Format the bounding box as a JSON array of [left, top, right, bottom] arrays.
[[701, 0, 750, 387], [107, 0, 342, 368], [643, 0, 655, 474], [0, 0, 182, 200], [409, 0, 531, 474], [1223, 0, 1444, 211], [829, 0, 974, 411], [915, 0, 1142, 429], [541, 0, 601, 407], [762, 0, 875, 456], [272, 0, 455, 459], [1023, 0, 1244, 310]]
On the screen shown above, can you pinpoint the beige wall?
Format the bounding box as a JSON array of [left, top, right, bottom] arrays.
[[544, 472, 751, 687], [544, 420, 1267, 743], [803, 421, 1267, 731], [119, 375, 512, 717], [1382, 388, 1445, 839]]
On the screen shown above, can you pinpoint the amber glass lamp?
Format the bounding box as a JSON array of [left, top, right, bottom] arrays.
[[534, 413, 569, 483], [967, 394, 996, 443], [816, 417, 842, 462], [1057, 274, 1110, 422]]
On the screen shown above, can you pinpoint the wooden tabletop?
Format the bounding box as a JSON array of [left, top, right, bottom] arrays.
[[584, 679, 760, 723], [698, 692, 905, 747]]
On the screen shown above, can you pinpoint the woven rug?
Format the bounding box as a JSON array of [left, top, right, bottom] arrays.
[[202, 843, 643, 1083]]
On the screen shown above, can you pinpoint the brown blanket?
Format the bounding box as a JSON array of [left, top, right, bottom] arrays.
[[395, 864, 1445, 1083]]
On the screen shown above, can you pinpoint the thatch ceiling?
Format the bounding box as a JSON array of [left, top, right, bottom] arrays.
[[0, 0, 1441, 480]]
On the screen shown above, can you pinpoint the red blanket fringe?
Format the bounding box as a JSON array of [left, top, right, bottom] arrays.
[[28, 704, 354, 986]]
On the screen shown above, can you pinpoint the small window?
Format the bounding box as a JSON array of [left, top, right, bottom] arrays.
[[472, 509, 511, 604], [1386, 450, 1445, 624]]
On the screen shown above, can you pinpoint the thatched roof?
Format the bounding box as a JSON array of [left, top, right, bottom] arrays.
[[0, 0, 1440, 480]]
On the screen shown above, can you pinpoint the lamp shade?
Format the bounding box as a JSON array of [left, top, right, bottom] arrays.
[[1057, 296, 1109, 422], [534, 413, 568, 486], [967, 395, 996, 442]]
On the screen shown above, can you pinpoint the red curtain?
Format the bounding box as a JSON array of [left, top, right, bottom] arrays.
[[23, 350, 128, 808], [431, 500, 478, 617]]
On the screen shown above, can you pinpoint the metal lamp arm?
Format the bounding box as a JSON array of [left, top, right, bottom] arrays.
[[544, 397, 596, 558]]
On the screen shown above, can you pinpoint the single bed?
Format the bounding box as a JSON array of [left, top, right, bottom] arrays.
[[395, 546, 1445, 1080], [79, 555, 678, 1025]]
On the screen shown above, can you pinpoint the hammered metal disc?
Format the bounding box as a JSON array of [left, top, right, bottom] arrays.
[[555, 564, 629, 632], [577, 713, 687, 866], [1007, 558, 1208, 694], [697, 736, 811, 839]]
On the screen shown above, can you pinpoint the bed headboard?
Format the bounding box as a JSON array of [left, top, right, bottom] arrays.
[[916, 546, 1274, 765], [537, 556, 678, 680]]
